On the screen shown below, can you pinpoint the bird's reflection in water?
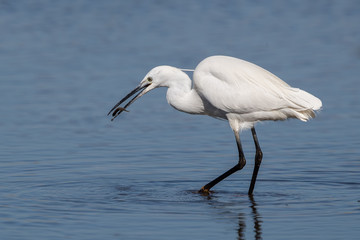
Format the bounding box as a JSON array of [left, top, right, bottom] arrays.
[[201, 192, 262, 240], [248, 195, 262, 240], [236, 195, 262, 240], [237, 212, 246, 240]]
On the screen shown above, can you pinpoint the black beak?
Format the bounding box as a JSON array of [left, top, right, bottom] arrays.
[[108, 83, 151, 121]]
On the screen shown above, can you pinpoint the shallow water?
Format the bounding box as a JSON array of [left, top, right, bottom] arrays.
[[1, 1, 359, 239]]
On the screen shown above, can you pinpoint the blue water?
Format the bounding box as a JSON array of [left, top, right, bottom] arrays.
[[1, 1, 359, 239]]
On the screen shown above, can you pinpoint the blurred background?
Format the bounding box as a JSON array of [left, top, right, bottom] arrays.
[[1, 1, 359, 239]]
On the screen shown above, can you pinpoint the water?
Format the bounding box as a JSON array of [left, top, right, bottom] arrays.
[[1, 1, 359, 239]]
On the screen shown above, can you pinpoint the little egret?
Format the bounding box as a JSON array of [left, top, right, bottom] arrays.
[[108, 55, 322, 195]]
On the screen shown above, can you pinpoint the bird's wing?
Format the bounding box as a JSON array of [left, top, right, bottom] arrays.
[[193, 56, 315, 114]]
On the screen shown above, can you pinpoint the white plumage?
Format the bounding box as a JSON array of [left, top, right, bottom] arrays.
[[193, 56, 322, 130], [108, 55, 322, 194]]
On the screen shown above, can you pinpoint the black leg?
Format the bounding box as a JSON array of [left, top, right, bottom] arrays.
[[248, 127, 263, 195], [199, 130, 246, 193]]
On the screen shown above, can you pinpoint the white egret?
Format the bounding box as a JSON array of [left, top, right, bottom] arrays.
[[108, 55, 322, 195]]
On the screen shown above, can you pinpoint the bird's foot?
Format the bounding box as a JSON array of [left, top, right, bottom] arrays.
[[198, 186, 212, 196]]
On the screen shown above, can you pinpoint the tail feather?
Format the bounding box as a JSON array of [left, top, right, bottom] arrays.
[[297, 89, 322, 111], [285, 88, 322, 121]]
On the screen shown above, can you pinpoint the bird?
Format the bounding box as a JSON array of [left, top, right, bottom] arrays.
[[108, 55, 322, 195]]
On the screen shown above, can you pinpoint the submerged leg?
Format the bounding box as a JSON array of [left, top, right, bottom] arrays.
[[248, 127, 263, 195], [199, 130, 246, 193]]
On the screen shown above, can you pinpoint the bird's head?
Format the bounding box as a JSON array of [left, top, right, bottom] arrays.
[[108, 66, 182, 121]]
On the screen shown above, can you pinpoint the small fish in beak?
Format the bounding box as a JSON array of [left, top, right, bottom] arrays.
[[108, 83, 151, 121]]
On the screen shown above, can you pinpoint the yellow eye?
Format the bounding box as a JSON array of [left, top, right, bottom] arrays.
[[147, 77, 153, 82]]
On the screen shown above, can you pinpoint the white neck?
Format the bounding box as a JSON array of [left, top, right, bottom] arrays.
[[165, 72, 205, 115]]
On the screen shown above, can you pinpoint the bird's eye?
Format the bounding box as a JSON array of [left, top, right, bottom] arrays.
[[147, 77, 153, 82]]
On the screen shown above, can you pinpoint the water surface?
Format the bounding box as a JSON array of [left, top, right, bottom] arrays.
[[1, 1, 359, 239]]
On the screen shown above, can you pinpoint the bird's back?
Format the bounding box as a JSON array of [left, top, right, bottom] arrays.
[[193, 56, 322, 123]]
